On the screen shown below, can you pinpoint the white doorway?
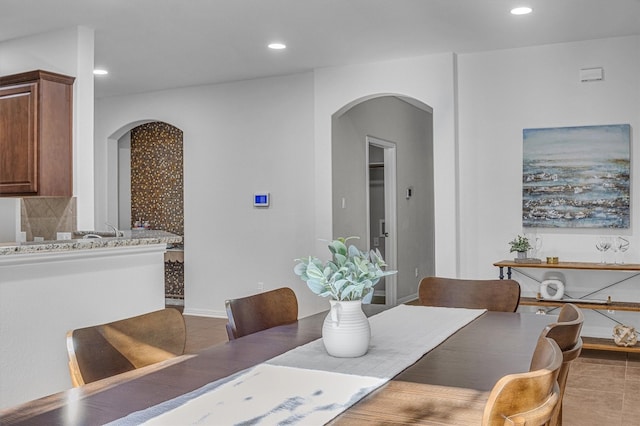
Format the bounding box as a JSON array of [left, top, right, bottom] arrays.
[[366, 136, 397, 306]]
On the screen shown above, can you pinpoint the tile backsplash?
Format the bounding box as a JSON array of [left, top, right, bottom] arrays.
[[21, 197, 76, 241]]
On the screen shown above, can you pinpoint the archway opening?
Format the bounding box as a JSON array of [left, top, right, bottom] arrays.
[[331, 94, 435, 305], [108, 121, 185, 305]]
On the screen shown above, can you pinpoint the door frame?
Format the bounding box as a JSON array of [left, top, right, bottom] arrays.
[[366, 135, 398, 306]]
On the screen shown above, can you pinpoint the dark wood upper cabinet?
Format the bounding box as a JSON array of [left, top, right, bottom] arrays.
[[0, 70, 75, 197]]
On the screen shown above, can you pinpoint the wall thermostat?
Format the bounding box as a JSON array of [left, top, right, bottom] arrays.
[[254, 193, 270, 207]]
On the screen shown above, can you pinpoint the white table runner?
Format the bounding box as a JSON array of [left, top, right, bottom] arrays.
[[108, 305, 485, 426], [268, 305, 485, 378], [138, 364, 385, 425]]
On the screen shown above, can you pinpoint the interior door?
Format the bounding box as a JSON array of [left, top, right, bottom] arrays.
[[366, 136, 397, 306]]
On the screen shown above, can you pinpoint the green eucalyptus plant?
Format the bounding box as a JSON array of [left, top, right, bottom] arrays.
[[509, 235, 532, 253], [294, 236, 397, 302]]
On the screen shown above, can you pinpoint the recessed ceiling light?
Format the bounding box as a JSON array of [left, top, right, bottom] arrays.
[[268, 43, 286, 50], [511, 6, 533, 15], [93, 69, 109, 75]]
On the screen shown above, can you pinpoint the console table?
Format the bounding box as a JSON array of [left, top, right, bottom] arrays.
[[494, 260, 640, 353]]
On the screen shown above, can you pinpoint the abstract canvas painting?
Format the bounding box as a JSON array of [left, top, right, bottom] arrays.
[[523, 124, 630, 228]]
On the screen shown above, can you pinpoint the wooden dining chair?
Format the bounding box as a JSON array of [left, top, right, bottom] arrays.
[[482, 336, 563, 426], [66, 308, 186, 387], [542, 303, 584, 351], [225, 287, 298, 340], [418, 276, 521, 312], [534, 303, 584, 426]]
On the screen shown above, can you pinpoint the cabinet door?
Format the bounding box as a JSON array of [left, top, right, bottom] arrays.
[[0, 83, 38, 194]]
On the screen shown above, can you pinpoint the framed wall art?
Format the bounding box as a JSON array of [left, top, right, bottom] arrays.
[[522, 124, 630, 228]]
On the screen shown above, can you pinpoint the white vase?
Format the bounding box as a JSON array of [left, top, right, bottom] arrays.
[[322, 299, 371, 357]]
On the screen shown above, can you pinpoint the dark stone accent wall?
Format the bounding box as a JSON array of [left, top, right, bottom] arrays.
[[131, 122, 184, 235], [131, 122, 184, 299], [165, 261, 185, 298]]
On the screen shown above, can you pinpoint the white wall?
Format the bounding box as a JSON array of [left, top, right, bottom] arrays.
[[95, 53, 459, 318], [0, 27, 95, 229], [10, 24, 639, 336], [117, 132, 132, 230], [458, 36, 640, 276], [458, 36, 640, 337], [95, 72, 328, 317]]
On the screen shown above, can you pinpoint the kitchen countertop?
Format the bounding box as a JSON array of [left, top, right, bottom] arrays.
[[0, 230, 182, 256]]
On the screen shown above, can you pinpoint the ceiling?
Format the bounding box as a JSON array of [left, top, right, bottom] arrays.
[[3, 0, 640, 98]]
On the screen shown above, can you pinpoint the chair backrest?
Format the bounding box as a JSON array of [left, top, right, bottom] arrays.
[[534, 303, 584, 426], [544, 303, 584, 350], [418, 276, 521, 312], [225, 287, 298, 340], [66, 308, 186, 387], [482, 337, 563, 426]]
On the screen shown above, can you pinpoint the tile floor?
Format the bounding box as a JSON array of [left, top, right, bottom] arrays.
[[563, 349, 639, 425], [181, 314, 630, 426]]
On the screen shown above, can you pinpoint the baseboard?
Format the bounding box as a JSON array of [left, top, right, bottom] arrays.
[[183, 307, 227, 318], [183, 294, 418, 317], [398, 293, 418, 305], [165, 297, 184, 306]]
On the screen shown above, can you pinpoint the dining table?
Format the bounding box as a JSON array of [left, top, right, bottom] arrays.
[[0, 305, 556, 425]]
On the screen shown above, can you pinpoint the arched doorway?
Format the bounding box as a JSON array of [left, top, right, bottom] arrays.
[[332, 94, 434, 305], [109, 121, 185, 305]]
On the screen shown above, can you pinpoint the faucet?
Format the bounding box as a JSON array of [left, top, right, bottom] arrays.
[[105, 222, 124, 237]]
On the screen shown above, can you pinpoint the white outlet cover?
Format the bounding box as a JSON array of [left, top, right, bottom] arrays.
[[579, 67, 603, 82]]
